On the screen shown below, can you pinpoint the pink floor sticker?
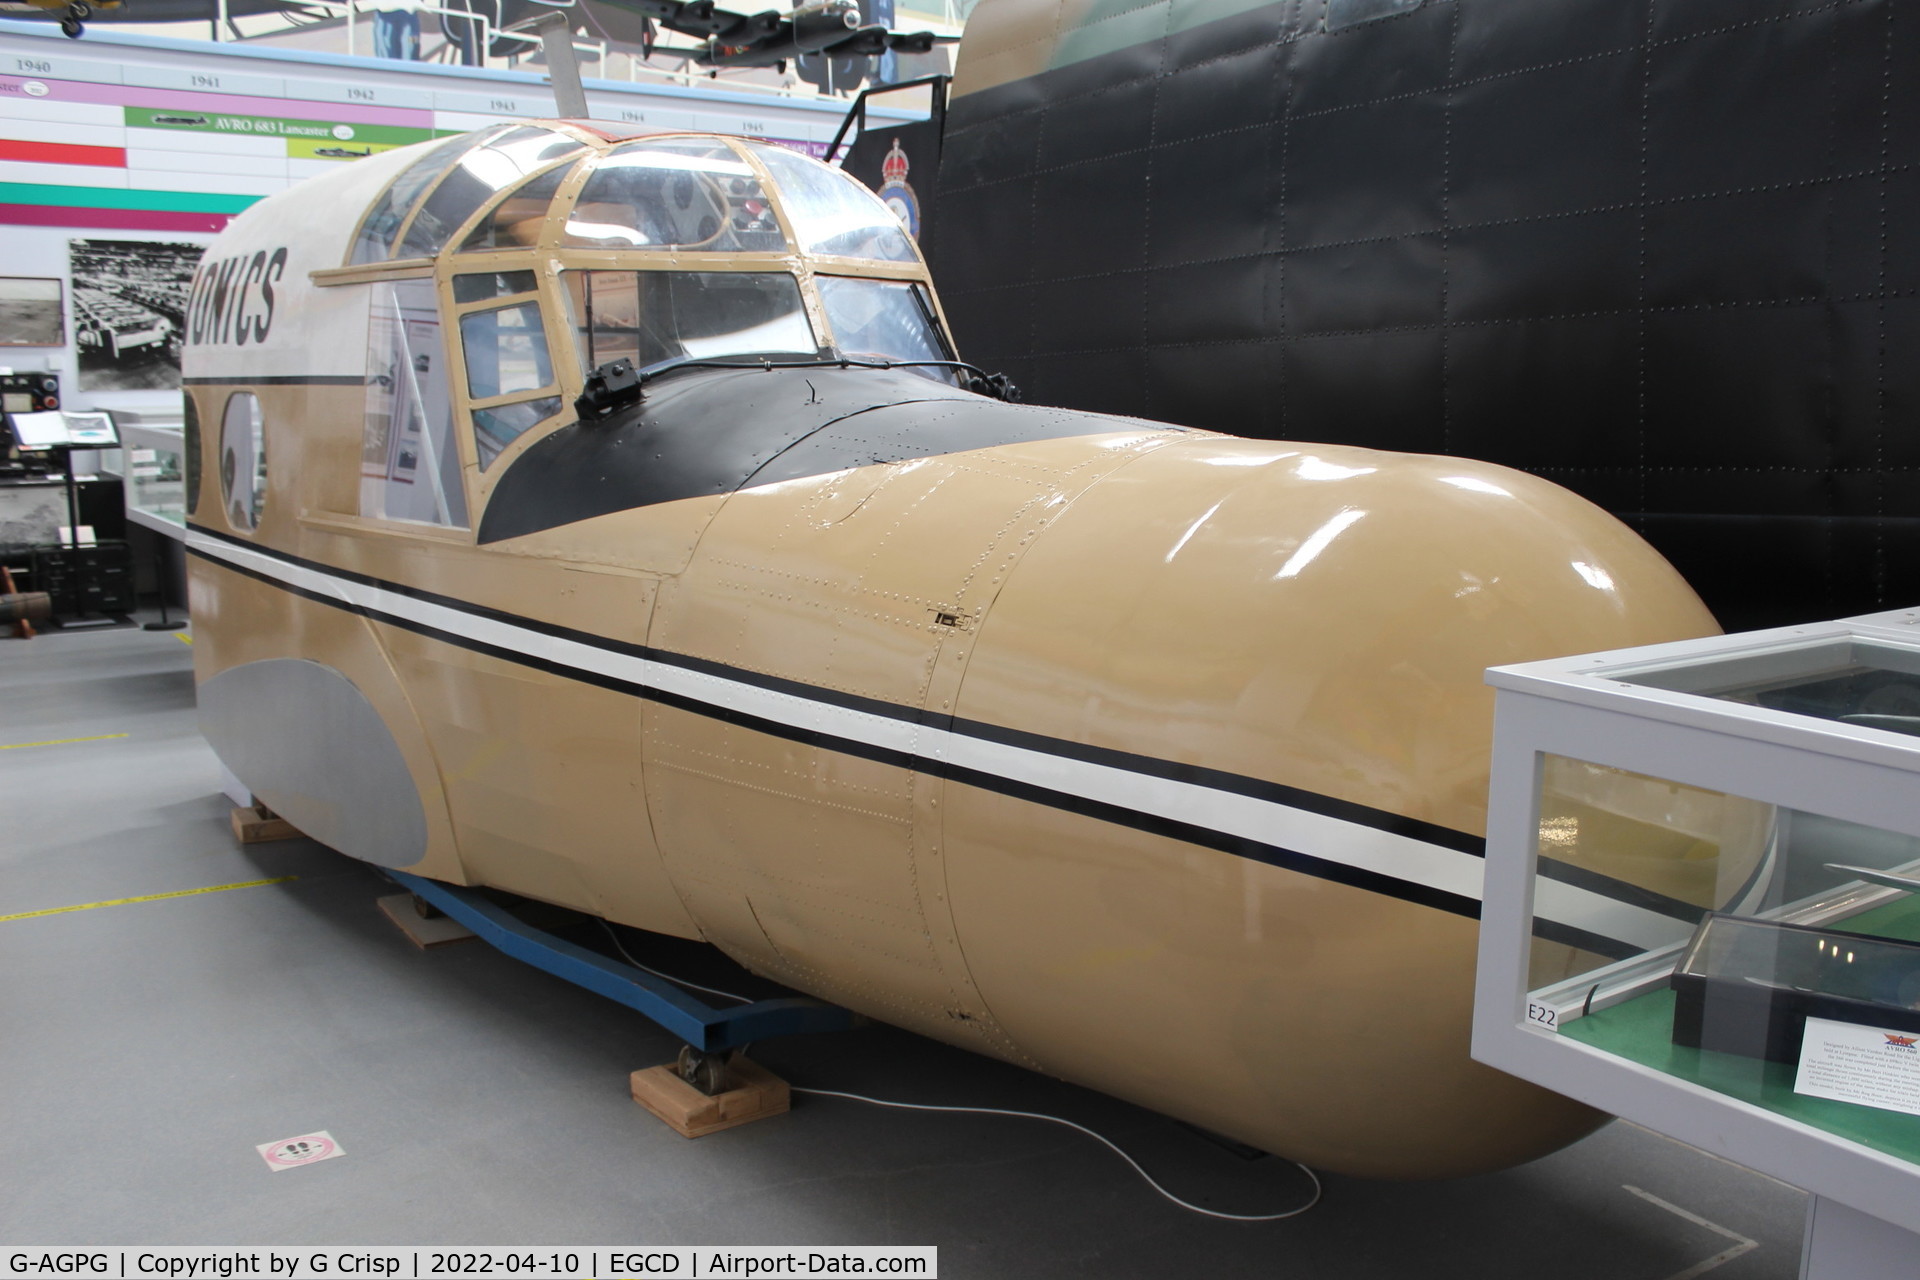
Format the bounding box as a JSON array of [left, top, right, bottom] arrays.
[[256, 1130, 345, 1171]]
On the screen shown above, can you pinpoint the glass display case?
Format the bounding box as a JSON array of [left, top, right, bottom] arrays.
[[1476, 608, 1920, 1249], [120, 422, 187, 539]]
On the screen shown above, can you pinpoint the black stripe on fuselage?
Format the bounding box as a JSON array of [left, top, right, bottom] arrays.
[[1538, 856, 1705, 925], [186, 524, 1661, 951], [187, 522, 1481, 869], [182, 375, 366, 386]]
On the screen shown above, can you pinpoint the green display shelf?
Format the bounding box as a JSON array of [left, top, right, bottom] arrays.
[[1560, 894, 1920, 1167]]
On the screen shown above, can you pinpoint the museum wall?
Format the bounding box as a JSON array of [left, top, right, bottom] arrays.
[[0, 19, 905, 410], [0, 224, 208, 414]]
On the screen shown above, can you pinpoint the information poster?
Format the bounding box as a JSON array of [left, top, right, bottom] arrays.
[[68, 237, 202, 390], [0, 44, 854, 238], [0, 274, 61, 344]]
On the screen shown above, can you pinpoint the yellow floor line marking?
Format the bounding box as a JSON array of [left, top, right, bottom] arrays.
[[176, 633, 193, 644], [1, 732, 130, 750], [0, 876, 298, 923]]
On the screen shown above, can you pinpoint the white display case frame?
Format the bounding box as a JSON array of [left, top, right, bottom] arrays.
[[119, 421, 188, 541], [1475, 606, 1920, 1241]]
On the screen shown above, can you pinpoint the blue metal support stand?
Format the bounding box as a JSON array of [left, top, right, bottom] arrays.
[[387, 868, 858, 1053]]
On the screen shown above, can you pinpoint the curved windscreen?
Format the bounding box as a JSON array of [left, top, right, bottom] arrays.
[[459, 163, 574, 253], [745, 142, 916, 262], [399, 127, 587, 259], [817, 276, 951, 372], [561, 139, 786, 253], [563, 269, 816, 374], [351, 129, 503, 265]]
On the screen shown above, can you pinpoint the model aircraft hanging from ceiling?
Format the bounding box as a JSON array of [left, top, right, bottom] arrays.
[[5, 0, 949, 69], [0, 0, 124, 38], [593, 0, 949, 69]]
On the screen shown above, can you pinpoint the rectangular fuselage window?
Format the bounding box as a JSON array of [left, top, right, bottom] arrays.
[[361, 279, 470, 528]]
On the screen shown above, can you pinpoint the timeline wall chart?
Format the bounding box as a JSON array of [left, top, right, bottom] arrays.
[[0, 29, 866, 235]]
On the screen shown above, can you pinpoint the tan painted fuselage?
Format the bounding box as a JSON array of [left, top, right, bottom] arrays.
[[186, 126, 1725, 1179]]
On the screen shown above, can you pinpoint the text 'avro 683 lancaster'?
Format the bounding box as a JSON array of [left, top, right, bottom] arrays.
[[183, 121, 1727, 1179]]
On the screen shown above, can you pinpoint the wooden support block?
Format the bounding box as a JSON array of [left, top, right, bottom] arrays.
[[1, 566, 35, 639], [231, 804, 300, 844], [376, 892, 477, 949], [630, 1056, 790, 1138]]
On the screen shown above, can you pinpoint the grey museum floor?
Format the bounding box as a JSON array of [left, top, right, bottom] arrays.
[[1, 618, 1811, 1278]]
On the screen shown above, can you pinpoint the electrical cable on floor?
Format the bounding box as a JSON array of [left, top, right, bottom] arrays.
[[598, 918, 753, 1004], [596, 923, 1323, 1222], [786, 1084, 1323, 1223]]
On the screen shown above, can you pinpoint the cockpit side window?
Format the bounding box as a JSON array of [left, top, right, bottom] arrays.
[[744, 142, 917, 263], [454, 278, 563, 470], [561, 140, 785, 253], [361, 279, 470, 527], [562, 270, 818, 376], [817, 276, 953, 379], [460, 302, 554, 400]]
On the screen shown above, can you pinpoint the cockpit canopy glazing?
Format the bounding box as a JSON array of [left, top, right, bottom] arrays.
[[347, 126, 926, 269]]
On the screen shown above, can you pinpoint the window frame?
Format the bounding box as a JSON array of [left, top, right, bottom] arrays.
[[347, 127, 510, 268], [441, 253, 571, 478], [557, 136, 793, 257], [325, 131, 970, 523], [345, 124, 602, 269]]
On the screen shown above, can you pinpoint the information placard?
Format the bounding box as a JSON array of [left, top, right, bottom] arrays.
[[1794, 1015, 1920, 1117]]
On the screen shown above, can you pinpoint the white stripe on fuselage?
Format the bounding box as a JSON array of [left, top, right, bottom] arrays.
[[188, 529, 1691, 953]]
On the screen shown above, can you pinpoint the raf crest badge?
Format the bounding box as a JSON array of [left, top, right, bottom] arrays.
[[877, 138, 920, 240]]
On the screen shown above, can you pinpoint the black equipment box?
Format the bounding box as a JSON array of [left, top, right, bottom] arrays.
[[1671, 913, 1920, 1064], [1, 372, 61, 477], [0, 371, 60, 414], [32, 541, 134, 618]]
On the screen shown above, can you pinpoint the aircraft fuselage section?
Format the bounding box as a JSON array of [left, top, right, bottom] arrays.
[[182, 124, 1730, 1179]]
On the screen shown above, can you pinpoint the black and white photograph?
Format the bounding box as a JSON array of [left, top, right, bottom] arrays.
[[68, 238, 204, 391], [0, 276, 63, 347]]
